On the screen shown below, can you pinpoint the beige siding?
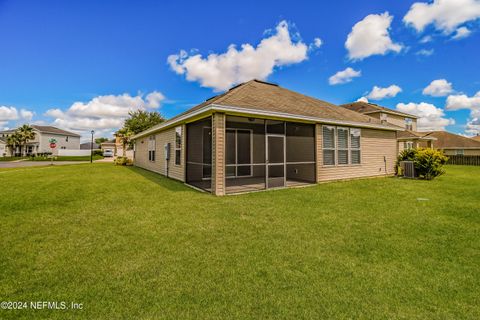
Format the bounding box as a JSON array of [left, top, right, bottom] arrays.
[[212, 113, 226, 196], [316, 124, 397, 182], [133, 125, 185, 182], [370, 112, 417, 131]]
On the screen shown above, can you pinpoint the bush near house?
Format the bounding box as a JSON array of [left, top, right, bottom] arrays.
[[396, 148, 448, 180], [114, 156, 133, 166]]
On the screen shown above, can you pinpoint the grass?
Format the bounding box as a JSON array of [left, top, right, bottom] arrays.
[[0, 156, 26, 161], [0, 164, 478, 319], [30, 155, 103, 161]]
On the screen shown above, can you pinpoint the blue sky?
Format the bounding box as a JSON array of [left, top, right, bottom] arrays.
[[1, 0, 479, 140]]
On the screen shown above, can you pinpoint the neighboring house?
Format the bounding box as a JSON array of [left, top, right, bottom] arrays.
[[100, 140, 116, 154], [80, 142, 100, 150], [340, 101, 436, 152], [421, 131, 480, 156], [0, 137, 7, 157], [0, 125, 80, 156], [131, 79, 401, 196]]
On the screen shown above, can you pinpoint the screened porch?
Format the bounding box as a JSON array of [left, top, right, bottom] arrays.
[[185, 115, 316, 194]]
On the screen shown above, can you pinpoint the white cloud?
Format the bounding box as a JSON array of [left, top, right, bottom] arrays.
[[0, 106, 19, 121], [397, 102, 455, 131], [313, 37, 323, 48], [423, 79, 453, 96], [44, 91, 165, 139], [328, 67, 361, 85], [168, 21, 311, 91], [420, 35, 433, 43], [366, 85, 402, 100], [416, 48, 434, 56], [19, 109, 34, 121], [452, 26, 472, 39], [345, 12, 402, 60], [356, 97, 369, 103], [404, 0, 480, 34], [447, 91, 480, 135], [446, 91, 480, 118]]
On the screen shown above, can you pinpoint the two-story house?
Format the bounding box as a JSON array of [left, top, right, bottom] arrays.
[[0, 125, 80, 156], [340, 101, 436, 153]]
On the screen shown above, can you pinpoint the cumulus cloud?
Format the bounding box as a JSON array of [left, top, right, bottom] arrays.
[[0, 106, 19, 122], [356, 97, 369, 103], [416, 48, 434, 56], [168, 21, 311, 91], [465, 117, 480, 135], [328, 67, 361, 85], [44, 91, 165, 138], [452, 26, 472, 39], [397, 102, 455, 131], [446, 91, 480, 118], [366, 85, 402, 100], [312, 37, 323, 48], [345, 12, 402, 60], [404, 0, 480, 34], [423, 79, 453, 96]]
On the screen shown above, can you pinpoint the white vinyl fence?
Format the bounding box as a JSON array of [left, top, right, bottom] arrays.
[[58, 149, 92, 156]]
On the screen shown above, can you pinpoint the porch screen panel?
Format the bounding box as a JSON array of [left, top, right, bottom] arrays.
[[236, 130, 251, 176]]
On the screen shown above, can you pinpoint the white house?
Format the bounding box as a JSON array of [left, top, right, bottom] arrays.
[[0, 125, 81, 156]]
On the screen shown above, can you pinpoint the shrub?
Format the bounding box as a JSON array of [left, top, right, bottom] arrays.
[[114, 157, 133, 166], [93, 150, 104, 156], [413, 148, 448, 180]]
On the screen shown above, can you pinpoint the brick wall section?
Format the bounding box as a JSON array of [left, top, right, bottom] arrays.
[[316, 124, 397, 182], [133, 125, 185, 182], [212, 113, 226, 195]]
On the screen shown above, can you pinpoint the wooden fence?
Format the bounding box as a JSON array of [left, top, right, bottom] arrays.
[[447, 155, 480, 166]]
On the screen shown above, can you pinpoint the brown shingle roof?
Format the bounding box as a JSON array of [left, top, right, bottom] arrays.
[[471, 135, 480, 142], [340, 101, 419, 119], [31, 125, 80, 137], [162, 79, 393, 124], [397, 130, 436, 140], [424, 131, 480, 149]]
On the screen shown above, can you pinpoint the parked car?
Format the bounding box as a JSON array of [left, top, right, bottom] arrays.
[[103, 149, 114, 157]]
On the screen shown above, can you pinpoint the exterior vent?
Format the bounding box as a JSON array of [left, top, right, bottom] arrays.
[[400, 161, 416, 178]]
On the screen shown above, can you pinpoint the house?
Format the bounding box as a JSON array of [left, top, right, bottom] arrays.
[[100, 140, 116, 154], [131, 80, 401, 196], [80, 142, 100, 150], [0, 125, 80, 156], [340, 101, 436, 152], [420, 131, 480, 155], [0, 137, 7, 157]]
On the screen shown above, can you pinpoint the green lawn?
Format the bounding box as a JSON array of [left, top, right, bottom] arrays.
[[0, 165, 478, 319]]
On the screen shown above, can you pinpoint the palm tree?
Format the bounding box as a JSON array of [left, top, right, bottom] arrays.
[[6, 133, 21, 157], [116, 128, 132, 157], [17, 124, 36, 156]]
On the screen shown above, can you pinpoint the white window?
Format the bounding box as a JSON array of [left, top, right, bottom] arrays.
[[148, 135, 156, 161], [455, 149, 464, 155], [322, 126, 335, 165], [404, 141, 414, 150], [350, 128, 361, 164], [337, 127, 349, 165], [405, 118, 413, 130], [175, 126, 182, 165], [323, 126, 361, 166]]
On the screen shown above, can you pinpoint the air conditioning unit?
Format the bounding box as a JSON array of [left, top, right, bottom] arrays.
[[400, 161, 416, 178]]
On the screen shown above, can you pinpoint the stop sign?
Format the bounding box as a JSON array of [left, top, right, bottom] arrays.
[[50, 143, 56, 149]]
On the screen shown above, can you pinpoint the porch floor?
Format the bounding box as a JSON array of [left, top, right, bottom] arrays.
[[187, 177, 314, 194]]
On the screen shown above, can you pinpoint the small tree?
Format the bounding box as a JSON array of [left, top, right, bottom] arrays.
[[116, 128, 132, 157], [17, 124, 36, 156], [95, 137, 109, 145], [6, 133, 22, 156], [413, 148, 448, 180], [123, 110, 165, 135]]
